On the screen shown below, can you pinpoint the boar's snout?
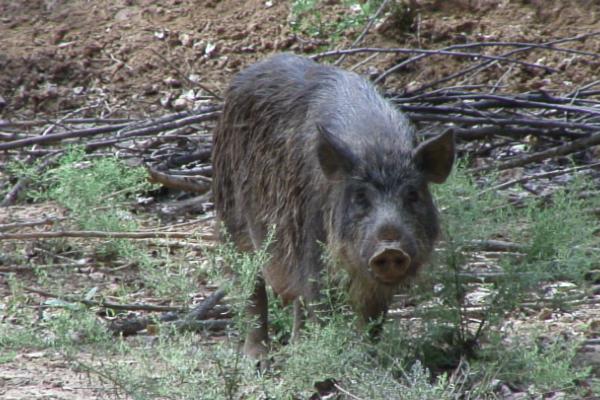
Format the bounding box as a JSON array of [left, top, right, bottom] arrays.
[[368, 246, 411, 285]]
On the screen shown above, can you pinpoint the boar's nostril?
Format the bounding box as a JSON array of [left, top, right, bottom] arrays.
[[393, 256, 406, 266]]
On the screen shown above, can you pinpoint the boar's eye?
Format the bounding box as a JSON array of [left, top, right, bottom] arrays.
[[352, 188, 371, 208], [405, 188, 420, 204]]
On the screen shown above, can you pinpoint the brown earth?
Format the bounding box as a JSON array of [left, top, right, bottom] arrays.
[[1, 0, 599, 119], [1, 0, 600, 398]]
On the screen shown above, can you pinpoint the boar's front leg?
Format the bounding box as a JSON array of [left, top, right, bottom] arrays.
[[243, 274, 269, 360]]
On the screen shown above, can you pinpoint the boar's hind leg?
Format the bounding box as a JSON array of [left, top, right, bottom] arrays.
[[243, 274, 269, 360], [242, 224, 270, 360], [291, 298, 306, 343]]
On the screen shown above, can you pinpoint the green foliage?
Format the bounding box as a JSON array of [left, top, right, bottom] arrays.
[[47, 147, 149, 226], [476, 330, 590, 395], [138, 252, 206, 304], [290, 0, 388, 41], [523, 179, 598, 282], [204, 228, 274, 338], [43, 147, 154, 258], [416, 166, 598, 382], [40, 307, 112, 348], [2, 155, 597, 398]]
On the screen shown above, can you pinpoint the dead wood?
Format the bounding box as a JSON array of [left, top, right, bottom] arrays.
[[158, 192, 213, 217], [25, 285, 184, 312], [147, 165, 211, 193], [473, 132, 600, 172], [465, 239, 527, 253], [0, 217, 65, 231], [479, 162, 600, 194], [108, 289, 229, 336], [0, 230, 212, 241], [181, 288, 226, 322], [334, 0, 391, 66]]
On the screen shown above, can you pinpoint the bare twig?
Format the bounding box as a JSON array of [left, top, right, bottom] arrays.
[[334, 0, 390, 66], [0, 217, 66, 232], [147, 165, 211, 193], [0, 230, 212, 241], [314, 46, 555, 76], [25, 286, 185, 312], [473, 132, 600, 172], [150, 48, 222, 100], [175, 288, 228, 332], [1, 153, 61, 206], [479, 162, 600, 194], [333, 383, 366, 400]]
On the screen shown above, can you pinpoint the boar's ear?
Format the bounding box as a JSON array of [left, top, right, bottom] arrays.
[[413, 129, 455, 184], [316, 123, 357, 180]]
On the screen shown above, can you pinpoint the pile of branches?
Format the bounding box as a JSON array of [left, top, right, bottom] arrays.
[[1, 32, 599, 210]]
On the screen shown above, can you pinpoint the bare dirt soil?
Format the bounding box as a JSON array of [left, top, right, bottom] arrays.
[[1, 0, 599, 119], [1, 0, 600, 398]]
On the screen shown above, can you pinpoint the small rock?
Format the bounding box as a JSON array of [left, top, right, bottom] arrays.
[[180, 33, 193, 47], [143, 84, 160, 95], [216, 56, 229, 68], [182, 89, 196, 101], [228, 31, 246, 40], [52, 27, 68, 44], [173, 97, 188, 111], [163, 77, 182, 88], [188, 74, 201, 83], [160, 93, 172, 107], [83, 42, 102, 57], [262, 40, 274, 50], [366, 66, 380, 81], [205, 42, 218, 58], [228, 58, 242, 68]]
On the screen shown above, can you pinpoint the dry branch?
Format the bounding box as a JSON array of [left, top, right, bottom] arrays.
[[0, 230, 213, 241], [25, 286, 184, 312], [108, 289, 229, 336], [0, 217, 65, 231], [147, 165, 211, 193], [314, 45, 555, 74], [474, 132, 600, 172], [479, 162, 600, 194]]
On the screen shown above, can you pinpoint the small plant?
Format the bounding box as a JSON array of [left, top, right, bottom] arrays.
[[289, 0, 387, 41], [41, 306, 112, 348], [523, 179, 597, 282], [42, 147, 155, 258]]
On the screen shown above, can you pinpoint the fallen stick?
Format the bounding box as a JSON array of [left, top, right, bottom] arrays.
[[314, 46, 555, 75], [479, 162, 600, 194], [147, 165, 211, 193], [0, 230, 212, 241], [334, 0, 390, 66], [0, 217, 66, 232], [108, 289, 230, 336], [25, 286, 185, 312], [474, 131, 600, 172]]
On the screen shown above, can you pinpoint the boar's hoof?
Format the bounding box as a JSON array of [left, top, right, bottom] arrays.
[[369, 247, 411, 285], [243, 339, 271, 371], [243, 336, 269, 363]]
